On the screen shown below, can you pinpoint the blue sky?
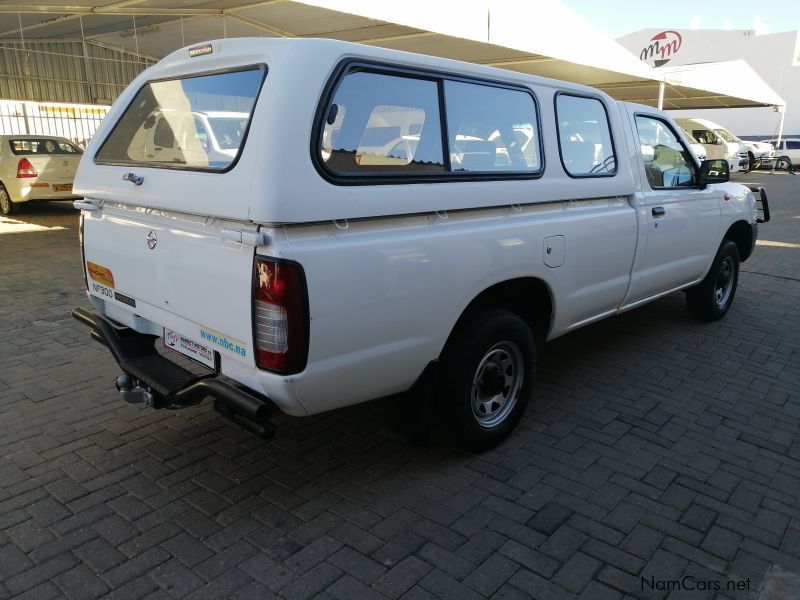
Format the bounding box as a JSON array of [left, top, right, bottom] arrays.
[[560, 0, 800, 38]]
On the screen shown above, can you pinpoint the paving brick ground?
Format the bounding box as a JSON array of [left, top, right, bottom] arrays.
[[1, 172, 798, 600]]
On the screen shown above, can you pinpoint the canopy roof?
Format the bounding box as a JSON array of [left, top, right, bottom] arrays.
[[0, 0, 784, 109], [657, 60, 786, 109]]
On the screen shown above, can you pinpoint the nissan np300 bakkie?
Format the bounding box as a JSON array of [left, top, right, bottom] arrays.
[[72, 38, 769, 450]]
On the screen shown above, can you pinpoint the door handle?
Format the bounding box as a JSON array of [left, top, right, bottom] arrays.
[[122, 172, 143, 186], [652, 207, 666, 217], [73, 200, 101, 211]]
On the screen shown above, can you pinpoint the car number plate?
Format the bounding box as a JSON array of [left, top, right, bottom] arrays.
[[164, 329, 215, 369], [53, 184, 72, 192]]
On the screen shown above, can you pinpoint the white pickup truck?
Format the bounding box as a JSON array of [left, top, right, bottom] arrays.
[[72, 38, 769, 450]]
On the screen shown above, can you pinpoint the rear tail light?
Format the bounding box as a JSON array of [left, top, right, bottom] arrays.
[[253, 257, 309, 373], [16, 158, 37, 178]]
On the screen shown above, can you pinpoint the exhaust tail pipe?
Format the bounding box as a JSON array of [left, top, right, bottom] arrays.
[[214, 400, 275, 439]]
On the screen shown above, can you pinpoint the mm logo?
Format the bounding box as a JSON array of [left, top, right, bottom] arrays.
[[640, 30, 682, 67]]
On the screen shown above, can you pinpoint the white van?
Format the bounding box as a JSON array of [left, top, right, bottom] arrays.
[[72, 39, 766, 449], [675, 118, 749, 172], [704, 121, 774, 165]]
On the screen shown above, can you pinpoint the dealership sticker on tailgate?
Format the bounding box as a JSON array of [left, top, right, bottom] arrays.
[[199, 327, 248, 359], [164, 329, 216, 369]]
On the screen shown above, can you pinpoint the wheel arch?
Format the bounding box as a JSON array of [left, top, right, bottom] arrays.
[[443, 277, 554, 355], [724, 220, 754, 262]]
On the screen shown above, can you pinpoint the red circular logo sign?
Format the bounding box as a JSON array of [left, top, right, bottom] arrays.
[[640, 30, 683, 67]]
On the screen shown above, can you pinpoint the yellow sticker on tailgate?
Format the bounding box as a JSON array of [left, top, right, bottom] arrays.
[[86, 262, 115, 288]]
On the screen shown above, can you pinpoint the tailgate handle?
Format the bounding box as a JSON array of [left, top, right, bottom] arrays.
[[122, 172, 144, 186], [222, 229, 268, 247], [73, 199, 101, 211]]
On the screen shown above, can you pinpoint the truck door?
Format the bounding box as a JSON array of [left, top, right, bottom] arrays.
[[623, 111, 721, 304]]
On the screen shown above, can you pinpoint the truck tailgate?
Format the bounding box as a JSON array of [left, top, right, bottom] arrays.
[[82, 202, 257, 366]]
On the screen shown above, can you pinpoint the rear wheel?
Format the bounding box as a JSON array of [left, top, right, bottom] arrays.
[[686, 240, 740, 321], [440, 309, 536, 451], [0, 185, 15, 216]]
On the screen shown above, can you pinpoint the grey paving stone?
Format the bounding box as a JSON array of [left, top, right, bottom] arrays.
[[277, 562, 341, 600], [53, 564, 110, 599], [527, 501, 573, 534], [701, 526, 743, 561], [374, 556, 433, 599], [5, 554, 80, 596], [680, 504, 717, 533], [508, 567, 576, 600], [463, 553, 518, 597], [418, 569, 485, 600], [538, 524, 588, 562], [552, 552, 603, 594], [327, 546, 387, 585], [327, 575, 389, 600]]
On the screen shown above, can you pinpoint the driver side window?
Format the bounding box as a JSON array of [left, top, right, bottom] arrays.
[[635, 116, 697, 189]]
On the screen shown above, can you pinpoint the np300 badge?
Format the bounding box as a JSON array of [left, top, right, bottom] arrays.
[[146, 230, 157, 249]]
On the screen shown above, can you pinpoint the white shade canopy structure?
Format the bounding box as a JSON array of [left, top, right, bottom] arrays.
[[0, 0, 785, 110], [657, 60, 786, 109]]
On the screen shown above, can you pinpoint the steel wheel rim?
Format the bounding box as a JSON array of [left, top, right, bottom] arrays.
[[714, 256, 734, 307], [470, 341, 524, 428]]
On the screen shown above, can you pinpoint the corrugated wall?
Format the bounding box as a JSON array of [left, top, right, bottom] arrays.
[[0, 41, 155, 104]]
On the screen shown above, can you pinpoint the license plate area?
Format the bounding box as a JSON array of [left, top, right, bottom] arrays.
[[53, 184, 73, 192], [164, 329, 218, 371]]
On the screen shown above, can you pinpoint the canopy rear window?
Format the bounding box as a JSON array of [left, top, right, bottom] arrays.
[[95, 66, 265, 172]]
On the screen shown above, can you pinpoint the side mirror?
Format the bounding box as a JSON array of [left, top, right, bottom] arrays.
[[698, 159, 729, 188]]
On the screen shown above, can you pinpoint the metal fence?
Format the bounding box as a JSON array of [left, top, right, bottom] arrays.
[[0, 40, 154, 105], [0, 99, 110, 148]]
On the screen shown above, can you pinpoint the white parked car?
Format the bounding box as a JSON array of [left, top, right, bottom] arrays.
[[71, 38, 767, 450], [0, 135, 83, 215], [720, 135, 774, 164]]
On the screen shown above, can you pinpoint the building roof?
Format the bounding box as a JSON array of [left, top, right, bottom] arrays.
[[0, 0, 784, 109]]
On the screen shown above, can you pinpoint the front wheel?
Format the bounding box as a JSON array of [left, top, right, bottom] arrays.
[[440, 309, 536, 451], [686, 240, 740, 321], [0, 185, 16, 216]]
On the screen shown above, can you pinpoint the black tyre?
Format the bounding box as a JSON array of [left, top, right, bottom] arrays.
[[747, 152, 755, 172], [686, 240, 740, 321], [0, 184, 15, 216], [440, 309, 536, 451]]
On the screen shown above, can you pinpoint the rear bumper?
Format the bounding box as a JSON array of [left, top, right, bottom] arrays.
[[72, 306, 275, 437], [4, 179, 80, 202]]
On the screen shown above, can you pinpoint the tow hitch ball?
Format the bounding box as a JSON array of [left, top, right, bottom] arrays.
[[115, 374, 155, 406]]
